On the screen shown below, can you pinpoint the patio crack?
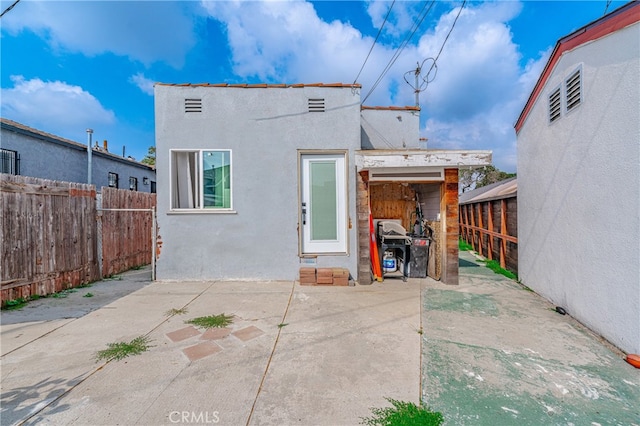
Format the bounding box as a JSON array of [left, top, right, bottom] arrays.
[[245, 279, 296, 426]]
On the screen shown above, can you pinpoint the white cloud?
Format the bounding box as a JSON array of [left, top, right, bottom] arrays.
[[130, 73, 155, 96], [202, 1, 367, 82], [203, 0, 538, 172], [1, 1, 198, 67], [412, 1, 529, 172], [1, 75, 116, 139]]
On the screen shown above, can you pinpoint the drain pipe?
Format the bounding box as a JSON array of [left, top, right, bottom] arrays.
[[86, 128, 93, 184]]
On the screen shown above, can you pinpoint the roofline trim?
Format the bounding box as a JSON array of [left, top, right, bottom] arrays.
[[514, 1, 640, 134], [154, 82, 361, 89]]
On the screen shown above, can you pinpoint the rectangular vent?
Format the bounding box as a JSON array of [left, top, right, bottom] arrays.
[[565, 69, 581, 112], [185, 98, 202, 113], [549, 88, 561, 123], [308, 98, 325, 112]]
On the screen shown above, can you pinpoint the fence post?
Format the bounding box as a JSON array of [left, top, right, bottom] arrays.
[[152, 206, 156, 281], [96, 192, 103, 278]]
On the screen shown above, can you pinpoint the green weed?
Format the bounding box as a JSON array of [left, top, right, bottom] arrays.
[[277, 323, 288, 328], [166, 307, 188, 316], [186, 314, 234, 329], [2, 297, 29, 310], [83, 292, 94, 298], [458, 239, 473, 252], [95, 336, 153, 362], [361, 398, 444, 426], [484, 260, 517, 280]]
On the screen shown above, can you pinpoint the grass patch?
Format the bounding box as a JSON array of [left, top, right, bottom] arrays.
[[77, 283, 92, 289], [52, 288, 77, 298], [95, 335, 153, 362], [186, 314, 234, 329], [2, 297, 29, 310], [361, 398, 444, 426], [131, 265, 145, 270], [277, 323, 288, 328], [104, 275, 123, 281], [83, 292, 94, 298], [166, 307, 188, 316], [484, 260, 517, 280], [459, 239, 474, 252]]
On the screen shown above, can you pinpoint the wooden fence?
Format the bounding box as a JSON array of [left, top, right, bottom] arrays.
[[100, 187, 156, 278], [459, 196, 518, 274], [1, 174, 156, 305], [1, 174, 100, 302]]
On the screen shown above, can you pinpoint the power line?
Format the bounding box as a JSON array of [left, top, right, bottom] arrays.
[[352, 0, 396, 86], [401, 0, 467, 107], [0, 0, 21, 18], [362, 0, 437, 104], [604, 0, 613, 15]]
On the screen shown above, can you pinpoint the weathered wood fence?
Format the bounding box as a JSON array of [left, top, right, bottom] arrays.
[[459, 195, 518, 274], [1, 174, 156, 305], [100, 188, 156, 278]]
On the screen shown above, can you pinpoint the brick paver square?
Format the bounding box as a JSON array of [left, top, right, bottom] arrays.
[[232, 326, 264, 342], [182, 341, 222, 362], [201, 327, 232, 341], [166, 326, 201, 342]]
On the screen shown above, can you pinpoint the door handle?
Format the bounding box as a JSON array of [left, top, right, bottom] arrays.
[[302, 203, 307, 225]]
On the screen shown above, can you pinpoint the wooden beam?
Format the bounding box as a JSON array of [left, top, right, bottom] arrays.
[[500, 199, 508, 269]]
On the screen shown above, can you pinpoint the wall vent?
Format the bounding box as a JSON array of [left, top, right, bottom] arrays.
[[308, 98, 325, 112], [185, 98, 202, 113], [565, 69, 581, 112], [548, 87, 561, 123]]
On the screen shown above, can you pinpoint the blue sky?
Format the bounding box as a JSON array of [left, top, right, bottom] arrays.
[[0, 0, 629, 172]]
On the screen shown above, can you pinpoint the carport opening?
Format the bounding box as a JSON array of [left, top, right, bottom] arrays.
[[369, 182, 443, 281]]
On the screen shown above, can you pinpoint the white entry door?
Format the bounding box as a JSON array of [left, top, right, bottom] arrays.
[[300, 153, 347, 254]]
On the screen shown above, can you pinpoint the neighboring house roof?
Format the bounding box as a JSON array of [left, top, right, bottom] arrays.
[[514, 1, 640, 133], [459, 177, 517, 205], [154, 82, 361, 89], [0, 117, 155, 170]]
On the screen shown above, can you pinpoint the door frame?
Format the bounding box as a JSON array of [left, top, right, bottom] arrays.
[[297, 149, 350, 256]]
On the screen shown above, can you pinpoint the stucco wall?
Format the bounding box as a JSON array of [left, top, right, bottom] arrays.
[[154, 85, 361, 281], [361, 108, 420, 149], [1, 125, 156, 192], [517, 23, 640, 354]]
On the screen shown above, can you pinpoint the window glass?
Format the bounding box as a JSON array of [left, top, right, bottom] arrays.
[[171, 149, 232, 210], [108, 172, 119, 188]]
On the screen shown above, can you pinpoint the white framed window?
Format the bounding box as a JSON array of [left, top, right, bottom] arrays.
[[170, 149, 232, 211]]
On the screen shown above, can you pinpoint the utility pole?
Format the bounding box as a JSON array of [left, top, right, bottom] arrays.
[[413, 63, 421, 107], [86, 128, 93, 184], [404, 58, 437, 109]]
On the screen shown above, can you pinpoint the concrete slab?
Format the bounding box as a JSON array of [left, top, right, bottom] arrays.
[[249, 281, 423, 425], [3, 253, 636, 426], [421, 250, 640, 425]]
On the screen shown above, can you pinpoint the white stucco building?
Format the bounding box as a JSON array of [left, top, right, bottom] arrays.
[[154, 82, 491, 285], [516, 1, 640, 354]]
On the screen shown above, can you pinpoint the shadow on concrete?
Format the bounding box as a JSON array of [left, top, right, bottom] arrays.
[[1, 267, 152, 325], [459, 258, 480, 268]]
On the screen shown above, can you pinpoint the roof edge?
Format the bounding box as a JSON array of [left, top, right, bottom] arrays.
[[514, 1, 640, 134], [154, 82, 361, 89]]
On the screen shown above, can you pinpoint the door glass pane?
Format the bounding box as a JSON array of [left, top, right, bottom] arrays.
[[203, 151, 231, 208], [310, 161, 337, 240]]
